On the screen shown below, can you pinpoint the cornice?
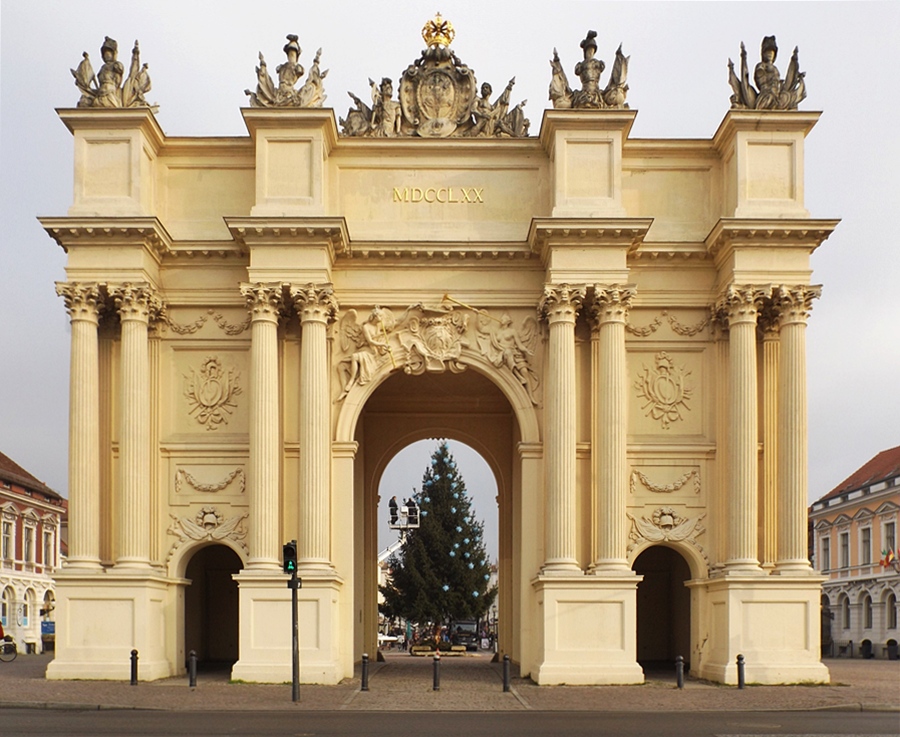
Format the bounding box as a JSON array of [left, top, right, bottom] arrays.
[[241, 107, 339, 154], [56, 107, 166, 153], [712, 110, 822, 153], [342, 241, 537, 263], [629, 242, 711, 263], [225, 217, 350, 258], [705, 218, 840, 259], [39, 217, 174, 259], [528, 217, 653, 262]]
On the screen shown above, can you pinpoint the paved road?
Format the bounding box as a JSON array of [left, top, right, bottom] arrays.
[[1, 708, 898, 736]]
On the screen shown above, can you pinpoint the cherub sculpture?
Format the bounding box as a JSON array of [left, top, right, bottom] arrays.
[[728, 36, 806, 110], [71, 37, 155, 110], [245, 35, 328, 108], [476, 312, 541, 404], [549, 31, 629, 110]]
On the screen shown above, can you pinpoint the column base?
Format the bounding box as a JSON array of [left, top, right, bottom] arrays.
[[231, 570, 346, 685], [689, 574, 829, 685], [530, 573, 643, 685], [46, 570, 174, 681]]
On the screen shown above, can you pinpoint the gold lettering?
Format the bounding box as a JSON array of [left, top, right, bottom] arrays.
[[473, 188, 484, 203], [411, 187, 424, 203], [437, 188, 448, 204], [449, 187, 459, 203], [392, 187, 407, 203], [391, 187, 484, 203], [425, 187, 437, 203]]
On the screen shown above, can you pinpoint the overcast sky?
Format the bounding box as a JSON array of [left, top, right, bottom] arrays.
[[1, 2, 897, 560]]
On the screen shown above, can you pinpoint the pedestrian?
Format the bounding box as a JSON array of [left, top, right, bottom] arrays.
[[389, 495, 398, 524]]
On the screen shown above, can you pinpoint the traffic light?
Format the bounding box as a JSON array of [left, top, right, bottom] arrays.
[[282, 541, 297, 574]]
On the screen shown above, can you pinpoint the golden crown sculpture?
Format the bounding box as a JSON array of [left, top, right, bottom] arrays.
[[422, 12, 455, 47]]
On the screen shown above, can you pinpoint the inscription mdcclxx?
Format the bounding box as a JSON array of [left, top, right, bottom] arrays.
[[392, 187, 484, 204]]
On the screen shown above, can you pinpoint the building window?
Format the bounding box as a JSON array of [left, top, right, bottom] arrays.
[[1, 521, 11, 560], [841, 596, 851, 629], [820, 536, 831, 571], [861, 527, 872, 566], [888, 593, 898, 630], [839, 531, 850, 568], [1, 587, 12, 628], [22, 589, 35, 628], [23, 526, 34, 563], [43, 530, 54, 569], [863, 594, 873, 629], [885, 521, 897, 553]]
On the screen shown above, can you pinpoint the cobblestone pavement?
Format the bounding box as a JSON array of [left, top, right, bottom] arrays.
[[0, 651, 897, 712]]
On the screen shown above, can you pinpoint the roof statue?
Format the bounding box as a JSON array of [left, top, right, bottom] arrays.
[[244, 35, 329, 108], [549, 30, 630, 110], [339, 13, 529, 138], [728, 36, 807, 110], [71, 37, 156, 110]]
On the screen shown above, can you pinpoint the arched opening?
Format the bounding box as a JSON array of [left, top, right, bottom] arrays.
[[886, 592, 898, 630], [353, 365, 522, 665], [633, 545, 691, 672], [184, 544, 242, 668], [376, 439, 499, 653]]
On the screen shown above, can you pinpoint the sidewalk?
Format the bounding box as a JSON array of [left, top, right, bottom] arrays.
[[0, 652, 897, 712]]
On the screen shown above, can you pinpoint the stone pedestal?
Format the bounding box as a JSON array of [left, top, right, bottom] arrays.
[[231, 571, 345, 684], [691, 575, 829, 684], [532, 575, 644, 685]]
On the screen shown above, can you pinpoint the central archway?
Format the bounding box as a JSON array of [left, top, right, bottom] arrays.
[[351, 365, 527, 665], [184, 545, 243, 667]]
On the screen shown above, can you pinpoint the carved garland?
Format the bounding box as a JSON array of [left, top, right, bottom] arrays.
[[631, 469, 700, 495], [165, 310, 252, 336], [625, 311, 710, 338], [175, 468, 245, 495]]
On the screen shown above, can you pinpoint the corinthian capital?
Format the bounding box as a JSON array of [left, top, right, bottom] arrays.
[[538, 283, 587, 324], [110, 282, 165, 323], [290, 283, 339, 324], [241, 282, 286, 322], [715, 284, 772, 326], [56, 282, 103, 321], [775, 285, 823, 326], [588, 284, 636, 331]]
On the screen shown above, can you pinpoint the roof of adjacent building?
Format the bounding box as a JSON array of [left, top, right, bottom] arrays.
[[0, 450, 65, 504], [817, 445, 900, 504]]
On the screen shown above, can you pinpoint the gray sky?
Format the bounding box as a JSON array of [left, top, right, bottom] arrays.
[[1, 2, 898, 561]]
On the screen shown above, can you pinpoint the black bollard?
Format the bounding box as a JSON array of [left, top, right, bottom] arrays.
[[130, 649, 138, 686], [188, 650, 197, 688], [433, 653, 440, 691], [737, 653, 745, 689], [675, 655, 684, 689], [502, 653, 510, 692], [361, 653, 369, 692]]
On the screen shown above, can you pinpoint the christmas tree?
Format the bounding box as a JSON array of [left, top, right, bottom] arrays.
[[380, 441, 497, 635]]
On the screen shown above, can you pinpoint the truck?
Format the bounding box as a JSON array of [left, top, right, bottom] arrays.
[[450, 619, 480, 651]]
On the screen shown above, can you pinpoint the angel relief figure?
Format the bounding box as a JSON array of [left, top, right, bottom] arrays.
[[336, 306, 396, 400], [476, 312, 541, 405]]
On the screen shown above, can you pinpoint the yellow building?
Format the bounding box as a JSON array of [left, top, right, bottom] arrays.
[[43, 23, 837, 685], [810, 446, 900, 659]]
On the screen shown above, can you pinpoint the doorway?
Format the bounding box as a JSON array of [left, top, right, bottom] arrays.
[[184, 544, 242, 666], [633, 545, 691, 671]]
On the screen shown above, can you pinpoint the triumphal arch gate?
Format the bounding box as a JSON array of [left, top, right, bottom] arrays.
[[45, 19, 837, 684]]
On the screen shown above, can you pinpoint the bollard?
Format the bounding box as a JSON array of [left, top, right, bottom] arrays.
[[188, 650, 197, 688], [502, 653, 510, 692], [736, 653, 745, 689], [361, 653, 369, 692], [130, 649, 138, 686], [433, 653, 440, 691], [675, 655, 684, 689]]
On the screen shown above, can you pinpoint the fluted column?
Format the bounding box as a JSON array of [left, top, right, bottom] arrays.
[[56, 282, 103, 569], [291, 283, 339, 573], [775, 285, 821, 572], [720, 285, 768, 572], [242, 283, 285, 570], [588, 285, 635, 573], [538, 284, 586, 574], [112, 283, 162, 569]]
